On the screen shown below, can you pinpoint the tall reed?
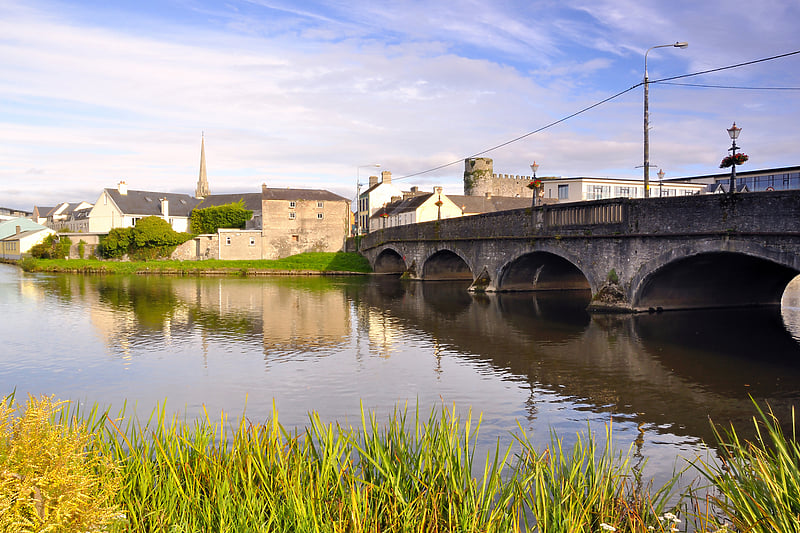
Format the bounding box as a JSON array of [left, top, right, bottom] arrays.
[[694, 402, 800, 533]]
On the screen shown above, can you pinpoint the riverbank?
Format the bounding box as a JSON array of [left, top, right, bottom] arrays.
[[9, 251, 372, 276], [2, 395, 797, 533]]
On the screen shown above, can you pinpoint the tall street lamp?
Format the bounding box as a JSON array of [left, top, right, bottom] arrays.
[[657, 168, 665, 197], [644, 41, 688, 198], [727, 122, 741, 194], [356, 164, 380, 239], [529, 161, 540, 207]]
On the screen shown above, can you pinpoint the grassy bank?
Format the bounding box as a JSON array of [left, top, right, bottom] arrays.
[[3, 395, 796, 532], [15, 251, 372, 276]]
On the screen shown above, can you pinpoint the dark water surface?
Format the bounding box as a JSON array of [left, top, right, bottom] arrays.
[[2, 263, 800, 487]]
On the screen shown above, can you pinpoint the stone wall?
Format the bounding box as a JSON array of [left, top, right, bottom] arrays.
[[463, 157, 534, 198]]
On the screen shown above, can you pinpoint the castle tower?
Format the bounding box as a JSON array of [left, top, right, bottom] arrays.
[[195, 133, 210, 199], [463, 157, 493, 196]]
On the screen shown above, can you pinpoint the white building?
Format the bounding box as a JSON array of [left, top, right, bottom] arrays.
[[88, 182, 201, 233], [539, 176, 705, 203], [357, 171, 403, 234]]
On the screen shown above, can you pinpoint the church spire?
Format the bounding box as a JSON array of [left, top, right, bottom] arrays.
[[195, 132, 210, 199]]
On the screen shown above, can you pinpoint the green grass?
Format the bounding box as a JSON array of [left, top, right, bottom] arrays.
[[3, 394, 797, 532], [17, 252, 372, 275]]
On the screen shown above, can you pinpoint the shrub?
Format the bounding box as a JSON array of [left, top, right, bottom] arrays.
[[77, 239, 86, 259], [0, 395, 123, 532], [29, 234, 71, 259], [98, 217, 192, 260], [190, 200, 253, 234]]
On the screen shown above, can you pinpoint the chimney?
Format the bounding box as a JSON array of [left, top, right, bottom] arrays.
[[262, 183, 268, 194], [485, 192, 493, 199], [160, 198, 169, 218], [410, 186, 419, 193], [15, 225, 21, 236], [391, 195, 402, 203], [118, 181, 128, 195], [369, 175, 379, 187], [381, 170, 392, 184]]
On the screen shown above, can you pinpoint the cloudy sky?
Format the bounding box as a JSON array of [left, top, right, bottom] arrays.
[[1, 0, 798, 210]]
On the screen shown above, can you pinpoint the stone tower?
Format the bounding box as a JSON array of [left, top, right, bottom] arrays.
[[463, 157, 493, 196], [195, 133, 210, 199]]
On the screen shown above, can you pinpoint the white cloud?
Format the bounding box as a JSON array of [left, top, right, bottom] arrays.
[[0, 0, 798, 209]]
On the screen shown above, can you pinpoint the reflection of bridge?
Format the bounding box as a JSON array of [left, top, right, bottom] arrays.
[[359, 191, 800, 312]]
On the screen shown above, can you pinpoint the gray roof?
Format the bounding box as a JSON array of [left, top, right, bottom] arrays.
[[448, 195, 531, 213], [263, 188, 348, 202], [105, 189, 201, 217], [370, 193, 434, 218], [196, 193, 263, 212]]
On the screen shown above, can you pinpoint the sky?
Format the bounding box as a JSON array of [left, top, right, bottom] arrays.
[[1, 0, 799, 210]]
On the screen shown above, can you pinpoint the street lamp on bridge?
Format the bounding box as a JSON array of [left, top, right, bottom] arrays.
[[727, 122, 742, 194]]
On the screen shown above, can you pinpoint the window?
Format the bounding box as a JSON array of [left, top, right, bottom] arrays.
[[225, 236, 231, 246], [317, 213, 324, 219], [289, 201, 296, 209], [292, 235, 299, 242], [249, 237, 255, 246], [132, 217, 141, 226], [317, 201, 324, 208], [289, 212, 296, 219], [558, 184, 569, 200]]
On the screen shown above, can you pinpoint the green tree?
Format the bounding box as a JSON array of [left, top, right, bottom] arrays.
[[190, 200, 253, 234], [30, 234, 72, 259], [98, 217, 192, 260]]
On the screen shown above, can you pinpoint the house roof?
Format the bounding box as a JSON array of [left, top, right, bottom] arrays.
[[33, 206, 54, 218], [104, 189, 201, 217], [0, 218, 47, 240], [448, 195, 531, 214], [370, 193, 435, 218], [262, 188, 348, 202], [1, 227, 51, 241], [195, 193, 263, 212]]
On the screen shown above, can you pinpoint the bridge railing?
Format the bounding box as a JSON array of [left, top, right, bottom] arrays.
[[544, 201, 626, 228]]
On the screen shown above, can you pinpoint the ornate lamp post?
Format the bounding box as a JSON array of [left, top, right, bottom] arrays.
[[657, 168, 665, 197], [727, 122, 741, 194], [528, 161, 541, 207], [644, 41, 688, 198]]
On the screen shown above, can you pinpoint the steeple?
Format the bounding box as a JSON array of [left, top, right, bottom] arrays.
[[195, 132, 210, 199]]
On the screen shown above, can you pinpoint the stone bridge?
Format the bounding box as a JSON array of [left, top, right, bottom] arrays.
[[357, 191, 800, 312]]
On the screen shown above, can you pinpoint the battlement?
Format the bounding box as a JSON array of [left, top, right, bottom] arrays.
[[463, 158, 535, 198]]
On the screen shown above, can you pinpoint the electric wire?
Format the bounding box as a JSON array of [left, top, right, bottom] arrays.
[[392, 49, 800, 181]]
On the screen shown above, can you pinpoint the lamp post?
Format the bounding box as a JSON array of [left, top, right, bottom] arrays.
[[356, 164, 380, 240], [657, 168, 665, 197], [644, 41, 688, 198], [727, 122, 741, 194], [529, 161, 540, 207]]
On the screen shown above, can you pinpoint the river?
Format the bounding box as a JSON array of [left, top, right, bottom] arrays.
[[2, 263, 799, 488]]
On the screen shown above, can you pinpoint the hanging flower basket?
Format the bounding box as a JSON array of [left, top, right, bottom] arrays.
[[434, 200, 443, 207], [719, 153, 748, 168], [380, 213, 389, 218], [527, 179, 542, 190]]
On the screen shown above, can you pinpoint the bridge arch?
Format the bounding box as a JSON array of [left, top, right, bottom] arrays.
[[495, 250, 591, 292], [373, 247, 407, 274], [421, 249, 473, 280], [631, 242, 800, 311]]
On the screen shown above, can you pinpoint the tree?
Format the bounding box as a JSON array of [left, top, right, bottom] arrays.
[[98, 217, 192, 260], [190, 200, 253, 234], [30, 234, 72, 259]]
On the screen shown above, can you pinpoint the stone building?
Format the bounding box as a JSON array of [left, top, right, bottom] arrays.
[[463, 158, 535, 198], [261, 184, 351, 259]]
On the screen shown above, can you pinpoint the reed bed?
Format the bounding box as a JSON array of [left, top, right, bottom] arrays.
[[1, 394, 797, 532]]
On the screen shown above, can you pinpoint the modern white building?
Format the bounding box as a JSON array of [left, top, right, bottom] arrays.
[[539, 176, 705, 203]]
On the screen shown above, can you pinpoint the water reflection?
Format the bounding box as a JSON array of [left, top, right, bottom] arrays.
[[3, 265, 799, 456]]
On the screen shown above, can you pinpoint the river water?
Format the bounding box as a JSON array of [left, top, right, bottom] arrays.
[[2, 263, 800, 488]]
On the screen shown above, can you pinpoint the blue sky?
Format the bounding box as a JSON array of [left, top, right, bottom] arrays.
[[1, 0, 799, 209]]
